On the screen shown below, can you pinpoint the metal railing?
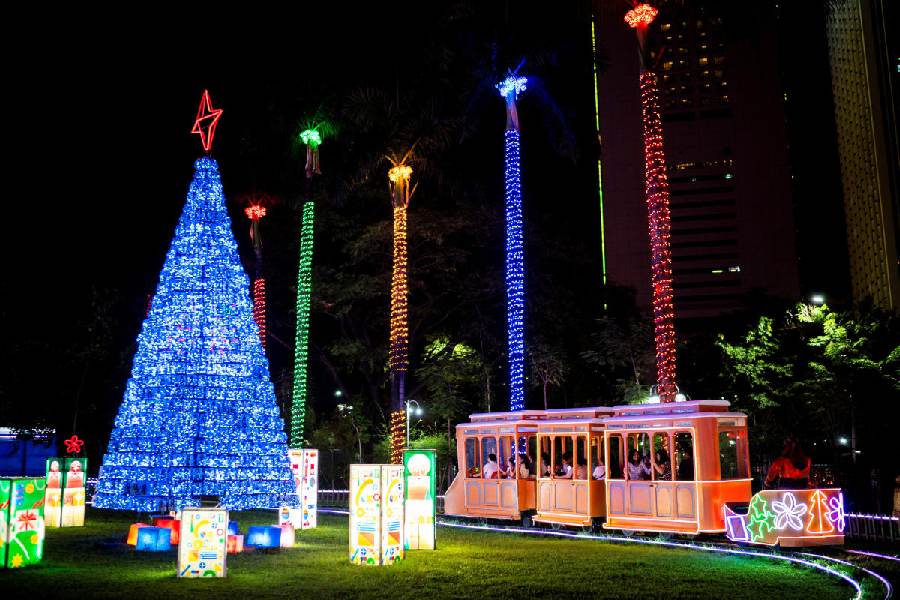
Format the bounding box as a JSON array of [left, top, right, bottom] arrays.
[[318, 489, 445, 514], [846, 513, 899, 543]]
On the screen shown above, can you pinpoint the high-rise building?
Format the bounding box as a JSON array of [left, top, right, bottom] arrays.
[[825, 0, 899, 310], [595, 1, 800, 320]]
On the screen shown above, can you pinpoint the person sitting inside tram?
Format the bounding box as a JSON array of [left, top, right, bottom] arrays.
[[574, 458, 588, 480], [503, 455, 516, 479], [483, 453, 500, 479], [627, 450, 644, 480], [540, 452, 552, 477], [592, 459, 606, 480], [517, 452, 531, 479], [764, 437, 811, 490], [654, 449, 672, 481], [556, 452, 574, 479], [641, 454, 653, 479]]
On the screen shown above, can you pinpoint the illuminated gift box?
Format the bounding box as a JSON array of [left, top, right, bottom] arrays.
[[136, 526, 171, 551], [178, 507, 228, 577], [278, 506, 302, 529], [44, 457, 87, 528], [1, 478, 46, 568], [724, 488, 845, 547], [288, 448, 319, 529], [227, 521, 239, 536], [279, 524, 295, 548], [349, 464, 404, 565], [226, 534, 244, 554], [127, 523, 149, 545], [153, 517, 181, 544], [246, 525, 281, 549], [403, 449, 436, 550]]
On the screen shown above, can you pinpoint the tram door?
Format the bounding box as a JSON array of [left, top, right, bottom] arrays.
[[606, 431, 697, 525], [463, 434, 518, 513]]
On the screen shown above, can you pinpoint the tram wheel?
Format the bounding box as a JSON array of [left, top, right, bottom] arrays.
[[550, 522, 563, 531], [521, 514, 534, 528]]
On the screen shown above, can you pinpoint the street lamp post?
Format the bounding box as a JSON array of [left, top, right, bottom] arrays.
[[405, 399, 422, 448]]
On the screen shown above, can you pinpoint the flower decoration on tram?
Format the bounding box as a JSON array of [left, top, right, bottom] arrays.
[[771, 492, 808, 531]]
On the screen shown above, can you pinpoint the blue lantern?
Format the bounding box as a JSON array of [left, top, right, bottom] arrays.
[[246, 525, 280, 548], [136, 526, 171, 551]]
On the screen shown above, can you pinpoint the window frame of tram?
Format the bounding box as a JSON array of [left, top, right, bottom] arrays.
[[717, 427, 749, 480], [673, 431, 695, 481], [481, 436, 498, 479], [516, 435, 536, 480], [590, 435, 606, 480], [465, 437, 480, 478], [607, 433, 625, 480]]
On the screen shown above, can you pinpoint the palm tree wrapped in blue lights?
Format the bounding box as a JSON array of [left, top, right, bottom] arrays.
[[497, 71, 528, 412]]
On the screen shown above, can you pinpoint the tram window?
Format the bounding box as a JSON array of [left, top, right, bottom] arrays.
[[574, 437, 588, 480], [608, 434, 624, 479], [465, 438, 479, 478], [553, 436, 574, 478], [627, 433, 651, 480], [674, 432, 695, 481], [481, 437, 498, 479], [499, 436, 514, 478], [652, 433, 672, 481], [718, 429, 748, 479], [518, 435, 536, 479], [591, 435, 606, 480], [540, 437, 552, 477]]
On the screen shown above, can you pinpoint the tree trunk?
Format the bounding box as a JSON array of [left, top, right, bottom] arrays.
[[543, 380, 548, 410]]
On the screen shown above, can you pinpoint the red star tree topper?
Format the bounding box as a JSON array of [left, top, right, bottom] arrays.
[[191, 89, 223, 152]]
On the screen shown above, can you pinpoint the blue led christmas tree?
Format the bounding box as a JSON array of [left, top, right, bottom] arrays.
[[93, 152, 298, 512]]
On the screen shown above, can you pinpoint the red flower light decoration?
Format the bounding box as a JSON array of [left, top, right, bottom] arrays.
[[625, 3, 658, 28], [244, 204, 267, 221], [64, 435, 85, 454]]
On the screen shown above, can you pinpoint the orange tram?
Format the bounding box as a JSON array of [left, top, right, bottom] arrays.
[[444, 400, 845, 547]]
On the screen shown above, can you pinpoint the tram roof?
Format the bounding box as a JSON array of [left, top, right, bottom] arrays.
[[462, 406, 614, 425], [610, 399, 732, 416]]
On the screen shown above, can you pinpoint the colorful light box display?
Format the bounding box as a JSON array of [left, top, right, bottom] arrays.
[[724, 489, 845, 547], [178, 508, 228, 577], [287, 448, 318, 529], [246, 525, 281, 549], [279, 524, 295, 548], [127, 523, 148, 545], [349, 464, 404, 565], [226, 534, 243, 554], [44, 457, 87, 528], [136, 526, 172, 552], [153, 516, 181, 544], [403, 449, 436, 550], [1, 478, 46, 568]]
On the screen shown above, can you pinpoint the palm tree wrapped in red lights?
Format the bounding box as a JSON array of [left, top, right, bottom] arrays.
[[243, 193, 276, 350], [625, 2, 678, 403]]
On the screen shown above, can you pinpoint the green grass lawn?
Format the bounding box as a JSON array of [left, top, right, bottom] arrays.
[[0, 508, 857, 599]]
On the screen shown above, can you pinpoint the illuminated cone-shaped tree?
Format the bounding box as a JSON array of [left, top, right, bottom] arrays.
[[806, 489, 835, 534], [626, 3, 678, 403], [93, 92, 296, 511], [388, 160, 413, 464], [244, 198, 269, 349], [290, 128, 322, 448], [497, 72, 528, 411]]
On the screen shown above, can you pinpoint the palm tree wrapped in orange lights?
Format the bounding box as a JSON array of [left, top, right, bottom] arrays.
[[387, 150, 416, 464], [625, 2, 678, 403]]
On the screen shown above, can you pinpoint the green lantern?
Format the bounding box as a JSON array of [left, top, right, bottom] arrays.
[[1, 477, 46, 568], [403, 449, 436, 550]]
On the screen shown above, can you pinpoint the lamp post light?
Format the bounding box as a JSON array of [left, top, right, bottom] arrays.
[[405, 399, 423, 447]]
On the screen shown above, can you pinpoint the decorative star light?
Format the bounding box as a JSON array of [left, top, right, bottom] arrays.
[[772, 492, 808, 531], [826, 493, 846, 533], [244, 204, 267, 221], [64, 435, 85, 454], [300, 129, 322, 148], [496, 75, 528, 101], [388, 164, 412, 183], [191, 89, 224, 153], [624, 3, 659, 28], [746, 494, 775, 542]]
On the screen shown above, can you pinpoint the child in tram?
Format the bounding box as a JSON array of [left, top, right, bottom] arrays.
[[592, 459, 606, 480], [640, 454, 653, 480], [764, 437, 811, 489], [540, 452, 552, 477], [504, 454, 516, 479], [517, 452, 531, 478], [557, 452, 574, 478], [483, 453, 500, 479], [627, 450, 644, 480]]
